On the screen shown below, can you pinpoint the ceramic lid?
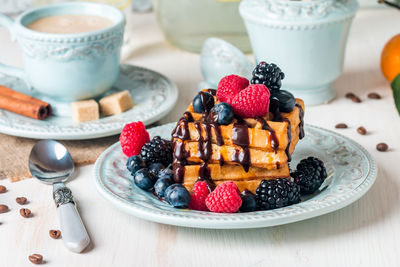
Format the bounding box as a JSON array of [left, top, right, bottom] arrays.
[[239, 0, 359, 24]]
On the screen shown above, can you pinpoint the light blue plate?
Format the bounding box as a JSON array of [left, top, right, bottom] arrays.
[[94, 123, 377, 229], [0, 64, 178, 140]]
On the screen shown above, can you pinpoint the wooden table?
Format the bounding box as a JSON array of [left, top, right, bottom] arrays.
[[0, 8, 400, 267]]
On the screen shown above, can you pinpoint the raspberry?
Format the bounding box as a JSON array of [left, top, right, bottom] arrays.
[[205, 181, 242, 213], [231, 84, 270, 118], [189, 181, 211, 211], [216, 75, 249, 104], [120, 121, 150, 157]]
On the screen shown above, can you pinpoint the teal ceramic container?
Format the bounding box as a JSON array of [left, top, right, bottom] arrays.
[[240, 0, 359, 105], [0, 2, 125, 101]]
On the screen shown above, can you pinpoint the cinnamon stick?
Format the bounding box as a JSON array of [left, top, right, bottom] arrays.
[[0, 85, 52, 120]]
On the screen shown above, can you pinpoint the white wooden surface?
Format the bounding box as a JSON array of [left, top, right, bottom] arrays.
[[1, 8, 400, 267]]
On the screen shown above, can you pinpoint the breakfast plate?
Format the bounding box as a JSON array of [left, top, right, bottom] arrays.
[[94, 122, 377, 229], [0, 64, 178, 140]]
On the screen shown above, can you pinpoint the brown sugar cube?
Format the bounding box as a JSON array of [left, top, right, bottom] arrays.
[[71, 100, 99, 122], [99, 90, 133, 116]]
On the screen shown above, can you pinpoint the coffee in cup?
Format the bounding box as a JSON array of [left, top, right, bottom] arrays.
[[27, 14, 114, 34]]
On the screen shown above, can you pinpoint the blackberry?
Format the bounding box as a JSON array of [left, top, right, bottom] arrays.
[[251, 62, 285, 92], [291, 157, 327, 195], [140, 136, 173, 166], [256, 178, 300, 210]]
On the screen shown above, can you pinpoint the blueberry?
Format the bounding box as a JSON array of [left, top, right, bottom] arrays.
[[193, 92, 214, 113], [157, 167, 174, 180], [210, 102, 234, 125], [239, 191, 257, 212], [164, 184, 191, 208], [164, 184, 181, 202], [133, 168, 155, 191], [126, 155, 146, 174], [154, 178, 173, 198], [270, 90, 295, 113], [148, 163, 165, 177]]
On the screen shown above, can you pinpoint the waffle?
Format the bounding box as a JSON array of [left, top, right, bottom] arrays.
[[174, 98, 304, 152], [171, 89, 305, 194], [182, 163, 290, 184], [185, 178, 279, 194], [178, 129, 299, 169]]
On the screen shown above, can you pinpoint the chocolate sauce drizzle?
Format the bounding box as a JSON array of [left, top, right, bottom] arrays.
[[283, 118, 292, 162], [231, 122, 251, 172], [172, 91, 224, 185], [268, 100, 305, 163], [295, 103, 305, 140], [183, 111, 193, 122], [172, 117, 190, 140], [256, 117, 279, 152], [172, 140, 189, 183], [171, 91, 305, 184], [205, 89, 217, 96]]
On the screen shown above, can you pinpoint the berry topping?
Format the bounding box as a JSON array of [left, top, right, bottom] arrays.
[[154, 178, 173, 198], [291, 157, 327, 194], [188, 181, 211, 211], [239, 190, 257, 212], [193, 92, 215, 113], [256, 178, 300, 210], [216, 74, 249, 103], [164, 184, 191, 208], [126, 155, 146, 174], [251, 62, 285, 92], [210, 102, 234, 125], [157, 166, 174, 180], [230, 84, 270, 118], [148, 163, 165, 177], [120, 121, 150, 157], [205, 181, 242, 213], [140, 136, 173, 166], [270, 90, 296, 113], [133, 168, 156, 191]]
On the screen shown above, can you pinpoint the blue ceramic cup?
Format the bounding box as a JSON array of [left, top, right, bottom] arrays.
[[0, 2, 125, 101]]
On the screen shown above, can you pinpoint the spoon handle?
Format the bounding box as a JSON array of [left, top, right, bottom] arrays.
[[53, 187, 90, 253]]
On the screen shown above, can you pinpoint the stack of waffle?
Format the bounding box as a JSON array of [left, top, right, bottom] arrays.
[[172, 89, 305, 194]]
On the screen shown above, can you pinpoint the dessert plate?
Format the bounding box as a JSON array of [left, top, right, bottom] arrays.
[[0, 64, 178, 140], [94, 123, 377, 229]]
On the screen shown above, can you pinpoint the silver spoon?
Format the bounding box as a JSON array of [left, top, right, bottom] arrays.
[[28, 140, 90, 253]]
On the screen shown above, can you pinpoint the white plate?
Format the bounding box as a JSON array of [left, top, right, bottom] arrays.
[[0, 64, 178, 140], [94, 123, 377, 229]]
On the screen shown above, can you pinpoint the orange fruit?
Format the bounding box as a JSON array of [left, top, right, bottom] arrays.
[[381, 33, 400, 82]]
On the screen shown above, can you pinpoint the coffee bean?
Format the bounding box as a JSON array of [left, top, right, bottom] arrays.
[[357, 126, 367, 135], [376, 143, 389, 152], [16, 197, 27, 205], [28, 254, 43, 264], [0, 204, 9, 214], [351, 96, 362, 103], [368, 92, 381, 99], [345, 92, 356, 99], [49, 230, 61, 239], [20, 208, 32, 218], [335, 123, 348, 129], [0, 185, 6, 193]]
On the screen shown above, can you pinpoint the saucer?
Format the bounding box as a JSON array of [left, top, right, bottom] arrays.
[[0, 64, 178, 140], [94, 123, 377, 229]]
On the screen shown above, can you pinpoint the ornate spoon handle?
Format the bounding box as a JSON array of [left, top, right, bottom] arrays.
[[54, 186, 90, 253]]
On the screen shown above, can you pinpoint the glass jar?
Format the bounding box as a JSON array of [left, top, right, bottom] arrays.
[[154, 0, 251, 53]]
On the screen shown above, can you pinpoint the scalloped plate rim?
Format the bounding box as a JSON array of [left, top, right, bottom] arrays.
[[0, 65, 178, 140], [93, 123, 378, 229]]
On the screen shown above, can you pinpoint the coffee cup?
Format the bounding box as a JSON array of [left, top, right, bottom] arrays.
[[0, 2, 125, 101]]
